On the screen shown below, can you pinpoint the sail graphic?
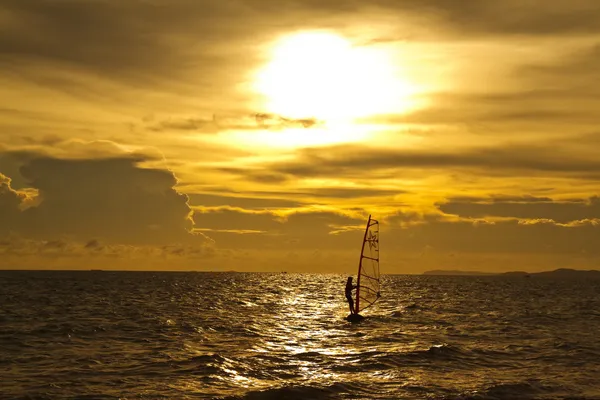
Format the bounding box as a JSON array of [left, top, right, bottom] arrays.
[[355, 215, 380, 314]]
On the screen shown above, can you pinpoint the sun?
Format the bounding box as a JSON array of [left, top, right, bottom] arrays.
[[254, 31, 418, 124]]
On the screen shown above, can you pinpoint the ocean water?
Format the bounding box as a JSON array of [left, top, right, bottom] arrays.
[[1, 271, 599, 400]]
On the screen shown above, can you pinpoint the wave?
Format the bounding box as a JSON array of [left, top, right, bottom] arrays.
[[450, 380, 566, 400], [3, 271, 600, 399], [215, 382, 356, 400]]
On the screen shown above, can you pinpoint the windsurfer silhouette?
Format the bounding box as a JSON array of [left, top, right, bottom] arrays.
[[345, 277, 357, 314]]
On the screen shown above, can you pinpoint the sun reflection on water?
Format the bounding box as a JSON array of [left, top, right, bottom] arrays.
[[167, 272, 596, 399], [185, 274, 403, 395]]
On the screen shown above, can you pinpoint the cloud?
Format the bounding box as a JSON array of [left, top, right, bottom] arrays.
[[0, 0, 361, 91], [193, 206, 365, 250], [0, 235, 215, 270], [438, 195, 600, 224], [186, 203, 600, 273], [261, 143, 600, 180], [4, 1, 598, 85], [0, 0, 238, 80], [425, 1, 600, 36], [148, 116, 222, 133], [354, 0, 600, 38], [146, 112, 320, 135], [186, 192, 303, 209], [192, 206, 283, 233], [387, 216, 600, 256], [253, 113, 318, 129], [217, 167, 290, 184], [0, 173, 22, 206], [368, 91, 600, 130], [294, 187, 405, 199], [0, 151, 201, 245], [520, 43, 600, 86], [195, 171, 405, 198], [0, 173, 25, 232], [5, 175, 600, 271]]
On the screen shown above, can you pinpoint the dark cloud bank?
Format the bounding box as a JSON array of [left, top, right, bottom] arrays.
[[0, 152, 196, 245]]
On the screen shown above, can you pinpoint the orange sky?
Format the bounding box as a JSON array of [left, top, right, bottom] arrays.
[[1, 0, 600, 273]]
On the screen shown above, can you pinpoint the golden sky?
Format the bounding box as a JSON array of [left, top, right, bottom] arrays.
[[1, 0, 600, 273]]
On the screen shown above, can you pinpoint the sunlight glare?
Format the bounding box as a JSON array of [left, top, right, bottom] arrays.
[[225, 122, 367, 149], [255, 31, 418, 123]]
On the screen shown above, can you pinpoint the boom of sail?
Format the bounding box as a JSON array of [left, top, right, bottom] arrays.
[[355, 215, 380, 314]]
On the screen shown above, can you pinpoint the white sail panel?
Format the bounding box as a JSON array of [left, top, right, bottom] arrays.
[[356, 215, 380, 313]]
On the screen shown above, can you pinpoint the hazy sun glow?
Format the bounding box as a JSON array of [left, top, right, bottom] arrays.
[[255, 31, 419, 123], [224, 122, 369, 150]]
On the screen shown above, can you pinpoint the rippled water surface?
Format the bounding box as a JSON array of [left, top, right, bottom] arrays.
[[1, 271, 599, 399]]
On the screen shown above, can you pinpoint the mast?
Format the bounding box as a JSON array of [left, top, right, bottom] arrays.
[[355, 214, 371, 313]]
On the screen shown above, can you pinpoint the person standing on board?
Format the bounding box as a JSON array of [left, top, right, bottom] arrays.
[[345, 277, 357, 314]]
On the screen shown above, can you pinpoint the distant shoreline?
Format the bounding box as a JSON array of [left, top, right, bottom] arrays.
[[422, 268, 600, 278]]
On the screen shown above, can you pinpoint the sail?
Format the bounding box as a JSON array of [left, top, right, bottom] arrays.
[[355, 215, 380, 314]]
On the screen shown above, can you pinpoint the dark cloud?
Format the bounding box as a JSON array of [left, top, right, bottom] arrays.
[[193, 207, 364, 249], [5, 192, 597, 270], [262, 143, 600, 180], [0, 0, 244, 80], [193, 207, 282, 233], [0, 235, 215, 265], [149, 116, 220, 133], [0, 235, 77, 258], [501, 43, 600, 115], [447, 195, 554, 203], [253, 113, 318, 129], [146, 113, 315, 133], [0, 152, 200, 245], [438, 196, 600, 224], [386, 217, 600, 256], [365, 90, 600, 132], [282, 209, 364, 234], [189, 186, 404, 211], [84, 239, 102, 250], [363, 0, 600, 37], [0, 142, 147, 178], [521, 43, 600, 86], [187, 192, 303, 209], [190, 204, 600, 263], [413, 0, 600, 36], [0, 0, 353, 89], [3, 0, 598, 83], [0, 151, 41, 189], [217, 167, 290, 184], [148, 112, 319, 134], [0, 173, 25, 233], [297, 187, 404, 199], [0, 173, 22, 207]]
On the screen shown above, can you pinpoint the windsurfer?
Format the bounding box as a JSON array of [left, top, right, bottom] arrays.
[[345, 277, 357, 314]]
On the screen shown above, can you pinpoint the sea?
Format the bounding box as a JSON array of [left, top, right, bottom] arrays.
[[1, 271, 599, 400]]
